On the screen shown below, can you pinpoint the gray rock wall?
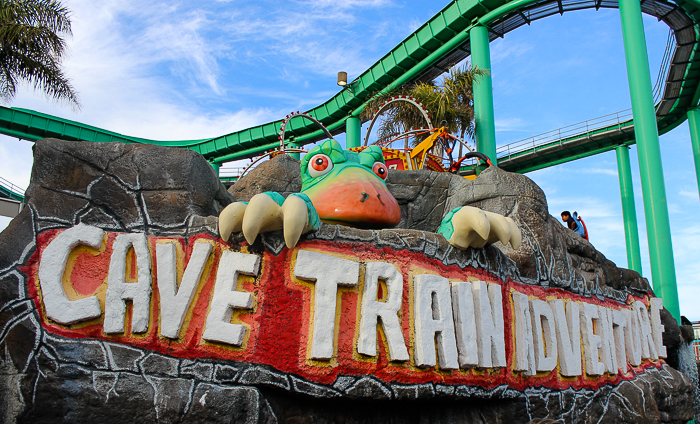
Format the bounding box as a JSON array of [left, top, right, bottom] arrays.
[[26, 138, 234, 232], [0, 140, 694, 423], [234, 154, 651, 296]]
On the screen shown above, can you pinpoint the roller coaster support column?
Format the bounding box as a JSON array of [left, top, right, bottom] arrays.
[[619, 0, 679, 322], [346, 116, 361, 149], [470, 24, 497, 166], [289, 142, 301, 160], [209, 161, 220, 176], [616, 145, 643, 275], [687, 107, 700, 199]]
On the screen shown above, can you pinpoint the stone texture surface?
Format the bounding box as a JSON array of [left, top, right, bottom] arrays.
[[0, 140, 694, 423], [388, 166, 653, 297], [237, 156, 652, 298], [230, 154, 302, 202], [26, 138, 234, 232]]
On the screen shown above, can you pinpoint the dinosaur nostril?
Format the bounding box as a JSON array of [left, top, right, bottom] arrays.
[[360, 193, 369, 203]]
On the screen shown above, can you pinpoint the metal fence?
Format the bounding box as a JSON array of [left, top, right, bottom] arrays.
[[496, 109, 634, 160], [496, 28, 674, 161], [0, 175, 25, 199], [219, 167, 248, 180]]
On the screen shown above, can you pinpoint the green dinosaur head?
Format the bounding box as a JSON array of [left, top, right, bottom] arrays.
[[299, 139, 401, 228]]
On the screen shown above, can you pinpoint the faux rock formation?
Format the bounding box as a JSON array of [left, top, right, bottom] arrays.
[[234, 154, 651, 296], [0, 139, 694, 423]]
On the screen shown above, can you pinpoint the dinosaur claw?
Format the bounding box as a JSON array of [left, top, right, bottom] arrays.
[[483, 211, 512, 246], [441, 206, 522, 250], [448, 206, 490, 249], [506, 217, 521, 250], [218, 192, 317, 248], [282, 195, 309, 249], [219, 202, 247, 242], [242, 194, 283, 245]]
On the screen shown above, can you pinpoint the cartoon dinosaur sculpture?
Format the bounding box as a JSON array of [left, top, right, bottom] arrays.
[[218, 139, 521, 251]]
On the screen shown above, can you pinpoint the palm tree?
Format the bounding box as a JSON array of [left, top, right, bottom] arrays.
[[362, 64, 483, 151], [0, 0, 79, 108]]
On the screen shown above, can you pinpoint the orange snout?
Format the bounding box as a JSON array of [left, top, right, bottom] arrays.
[[303, 167, 401, 229]]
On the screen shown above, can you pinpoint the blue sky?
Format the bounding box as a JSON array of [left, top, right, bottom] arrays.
[[0, 0, 697, 319]]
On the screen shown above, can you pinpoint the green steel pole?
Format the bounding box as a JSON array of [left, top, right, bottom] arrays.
[[209, 161, 220, 176], [289, 142, 301, 160], [346, 116, 361, 149], [687, 108, 700, 199], [616, 145, 643, 275], [469, 24, 498, 166], [619, 0, 679, 322]]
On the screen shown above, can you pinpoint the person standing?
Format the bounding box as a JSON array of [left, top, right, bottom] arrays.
[[561, 211, 586, 238]]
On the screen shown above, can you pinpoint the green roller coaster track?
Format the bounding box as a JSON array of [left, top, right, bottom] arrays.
[[0, 0, 695, 324], [0, 176, 24, 202], [0, 0, 699, 174]]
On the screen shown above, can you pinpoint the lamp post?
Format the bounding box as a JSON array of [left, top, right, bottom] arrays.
[[338, 72, 360, 149], [337, 72, 347, 87]]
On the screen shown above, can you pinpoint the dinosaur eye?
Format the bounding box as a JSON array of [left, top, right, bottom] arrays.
[[308, 154, 333, 177], [372, 162, 388, 180]]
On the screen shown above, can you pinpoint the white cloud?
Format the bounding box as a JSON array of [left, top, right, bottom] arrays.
[[495, 117, 525, 132], [679, 189, 698, 200], [490, 40, 533, 65], [575, 167, 618, 177], [66, 0, 224, 95], [303, 0, 393, 8]]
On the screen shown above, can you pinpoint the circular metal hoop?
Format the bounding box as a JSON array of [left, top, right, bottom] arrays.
[[278, 112, 334, 149], [363, 96, 433, 146], [238, 148, 306, 180]]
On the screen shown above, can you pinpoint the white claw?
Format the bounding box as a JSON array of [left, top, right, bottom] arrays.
[[219, 202, 248, 242], [242, 194, 283, 245], [506, 217, 521, 250], [281, 196, 309, 249], [483, 211, 512, 246], [448, 206, 490, 249]]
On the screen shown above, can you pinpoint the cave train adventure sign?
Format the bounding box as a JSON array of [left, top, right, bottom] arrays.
[[28, 224, 667, 391]]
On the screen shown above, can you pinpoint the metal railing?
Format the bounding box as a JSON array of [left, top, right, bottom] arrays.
[[219, 167, 248, 180], [652, 29, 674, 104], [496, 109, 634, 159], [496, 28, 674, 162], [0, 176, 25, 200]]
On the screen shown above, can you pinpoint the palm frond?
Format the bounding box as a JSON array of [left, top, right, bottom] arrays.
[[361, 63, 483, 149], [0, 0, 78, 108]]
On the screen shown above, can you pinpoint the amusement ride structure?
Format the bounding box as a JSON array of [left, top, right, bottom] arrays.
[[0, 0, 698, 323]]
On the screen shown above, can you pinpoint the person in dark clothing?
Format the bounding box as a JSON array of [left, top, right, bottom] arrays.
[[561, 211, 586, 238]]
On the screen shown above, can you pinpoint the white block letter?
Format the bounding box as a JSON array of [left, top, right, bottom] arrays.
[[612, 309, 628, 373], [649, 297, 667, 358], [203, 250, 258, 346], [634, 300, 658, 360], [472, 281, 506, 369], [451, 281, 478, 369], [548, 299, 581, 376], [413, 274, 459, 369], [530, 299, 557, 372], [104, 233, 152, 334], [597, 306, 618, 374], [293, 250, 359, 360], [357, 262, 408, 361], [512, 291, 535, 375], [623, 308, 642, 366], [580, 302, 605, 376], [38, 224, 104, 325], [157, 241, 213, 339]]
